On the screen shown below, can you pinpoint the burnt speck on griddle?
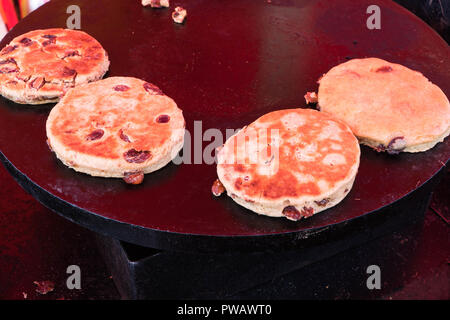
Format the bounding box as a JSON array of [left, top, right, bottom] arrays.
[[304, 91, 318, 104], [301, 206, 314, 218], [212, 179, 225, 197], [123, 171, 145, 184], [282, 206, 301, 220], [33, 280, 55, 295]]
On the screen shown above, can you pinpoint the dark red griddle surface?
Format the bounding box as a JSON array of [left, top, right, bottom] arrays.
[[0, 0, 449, 246], [1, 163, 449, 299]]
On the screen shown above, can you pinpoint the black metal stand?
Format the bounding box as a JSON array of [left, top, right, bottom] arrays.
[[95, 173, 440, 299]]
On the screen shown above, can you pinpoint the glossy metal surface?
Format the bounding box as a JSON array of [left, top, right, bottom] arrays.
[[0, 0, 449, 251]]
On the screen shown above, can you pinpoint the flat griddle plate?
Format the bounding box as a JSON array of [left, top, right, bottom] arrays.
[[0, 0, 449, 252]]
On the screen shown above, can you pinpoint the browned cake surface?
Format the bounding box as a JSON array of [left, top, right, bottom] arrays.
[[217, 108, 360, 220], [0, 28, 109, 104], [318, 58, 450, 153], [46, 77, 185, 180]]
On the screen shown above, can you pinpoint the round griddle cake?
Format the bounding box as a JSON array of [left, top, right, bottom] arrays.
[[318, 57, 450, 153], [46, 77, 185, 183], [216, 108, 360, 221], [0, 28, 109, 104]]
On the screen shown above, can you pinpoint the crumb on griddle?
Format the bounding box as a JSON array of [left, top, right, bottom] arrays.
[[172, 6, 187, 24], [142, 0, 169, 8], [304, 91, 318, 104]]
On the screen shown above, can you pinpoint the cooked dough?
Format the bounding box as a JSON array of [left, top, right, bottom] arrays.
[[318, 58, 450, 153], [0, 28, 109, 104], [216, 108, 360, 221], [46, 77, 185, 183]]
